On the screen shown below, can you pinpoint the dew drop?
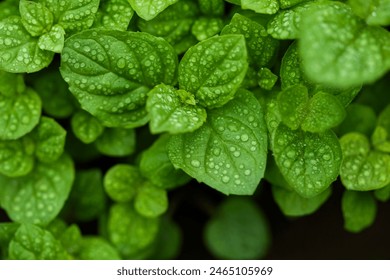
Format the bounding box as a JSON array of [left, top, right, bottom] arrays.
[[240, 134, 249, 142], [191, 160, 201, 168], [222, 176, 230, 183]]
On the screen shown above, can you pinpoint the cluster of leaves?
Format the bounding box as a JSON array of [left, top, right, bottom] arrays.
[[0, 0, 390, 259]]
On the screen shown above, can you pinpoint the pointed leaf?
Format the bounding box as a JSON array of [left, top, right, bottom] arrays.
[[128, 0, 179, 20]]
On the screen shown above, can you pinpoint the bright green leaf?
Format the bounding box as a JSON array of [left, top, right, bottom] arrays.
[[348, 0, 390, 26], [258, 68, 278, 90], [128, 0, 179, 20], [0, 222, 19, 247], [134, 182, 168, 218], [179, 35, 248, 108], [38, 24, 65, 53], [204, 197, 271, 259], [279, 0, 312, 9], [168, 90, 267, 195], [94, 0, 134, 31], [71, 110, 104, 144], [59, 224, 82, 256], [78, 237, 121, 260], [146, 84, 207, 134], [60, 30, 178, 128], [273, 124, 342, 198], [0, 0, 19, 21], [191, 17, 224, 41], [95, 128, 136, 157], [342, 190, 377, 233], [19, 0, 53, 37], [241, 0, 279, 14]]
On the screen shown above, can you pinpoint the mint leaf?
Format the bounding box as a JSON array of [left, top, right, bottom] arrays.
[[58, 224, 82, 256], [9, 224, 70, 259], [340, 132, 390, 191], [273, 124, 342, 198], [337, 104, 376, 137], [0, 136, 35, 177], [272, 184, 331, 217], [221, 13, 279, 68], [104, 164, 142, 203], [146, 84, 207, 134], [95, 128, 136, 157], [199, 0, 225, 16], [128, 0, 179, 20], [19, 0, 53, 37], [179, 35, 248, 108], [0, 0, 19, 21], [71, 110, 104, 144], [168, 90, 267, 195], [204, 197, 270, 259], [299, 1, 390, 88], [0, 70, 25, 96], [0, 222, 19, 248], [60, 30, 178, 128], [134, 182, 168, 218], [348, 0, 390, 26], [0, 154, 74, 225], [78, 237, 121, 260], [0, 16, 54, 73], [372, 105, 390, 152], [0, 86, 41, 140], [374, 184, 390, 202], [32, 117, 66, 163], [241, 0, 279, 14], [107, 203, 159, 258], [258, 68, 278, 90], [37, 24, 65, 53], [191, 17, 224, 41], [342, 190, 377, 233], [140, 134, 191, 189], [151, 218, 182, 260], [279, 0, 311, 9], [94, 0, 134, 31]]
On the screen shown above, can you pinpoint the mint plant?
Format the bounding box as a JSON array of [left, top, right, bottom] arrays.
[[1, 0, 390, 260]]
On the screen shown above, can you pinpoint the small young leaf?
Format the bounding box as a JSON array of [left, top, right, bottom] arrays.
[[60, 30, 178, 128], [95, 128, 136, 157], [168, 90, 267, 195], [140, 134, 191, 189], [204, 197, 271, 259], [59, 224, 82, 256], [299, 1, 390, 88], [0, 87, 41, 140], [9, 224, 71, 260], [241, 0, 279, 14], [71, 110, 104, 144], [37, 24, 65, 53], [372, 105, 390, 152], [273, 124, 342, 198], [104, 164, 142, 203], [337, 104, 376, 137], [221, 13, 279, 68], [78, 237, 121, 260], [258, 68, 278, 90], [146, 84, 207, 134], [342, 190, 377, 233], [107, 203, 159, 258], [19, 0, 53, 37], [0, 154, 74, 225], [94, 0, 134, 31], [191, 17, 224, 41], [374, 184, 390, 202], [128, 0, 179, 20], [0, 136, 35, 177], [0, 16, 54, 73], [272, 184, 332, 217], [340, 133, 390, 191], [179, 35, 248, 108], [32, 117, 66, 163], [134, 182, 168, 218], [348, 0, 390, 26]]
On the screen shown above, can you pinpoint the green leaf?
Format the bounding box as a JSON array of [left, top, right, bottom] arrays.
[[19, 0, 53, 37], [0, 222, 19, 247], [374, 184, 390, 202], [95, 128, 136, 157], [342, 190, 377, 233], [65, 169, 106, 222], [199, 0, 225, 16], [0, 70, 26, 96], [107, 203, 159, 258], [78, 237, 121, 260], [0, 154, 75, 225], [264, 92, 282, 150], [71, 110, 104, 144], [41, 0, 100, 34], [372, 105, 390, 152], [241, 0, 279, 14], [258, 67, 278, 90], [38, 24, 65, 53], [179, 35, 248, 108], [0, 87, 41, 140], [340, 133, 390, 191], [140, 134, 191, 189], [0, 0, 19, 21], [273, 124, 342, 198], [0, 136, 35, 177], [146, 84, 207, 134], [168, 90, 267, 195], [60, 30, 178, 128], [279, 0, 311, 9], [0, 16, 54, 73], [272, 184, 331, 217], [348, 0, 390, 26], [104, 164, 142, 203], [299, 1, 390, 88], [9, 224, 70, 259], [191, 17, 224, 41], [151, 218, 182, 260], [128, 0, 179, 20], [94, 0, 134, 31], [59, 224, 82, 256], [221, 13, 279, 68], [204, 197, 270, 259], [32, 117, 66, 163], [337, 104, 376, 137], [134, 182, 168, 218]]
